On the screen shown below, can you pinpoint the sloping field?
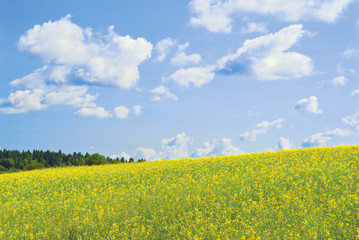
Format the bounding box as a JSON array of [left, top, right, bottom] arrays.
[[0, 146, 358, 239]]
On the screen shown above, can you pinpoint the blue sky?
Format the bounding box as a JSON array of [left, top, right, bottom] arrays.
[[1, 0, 358, 160]]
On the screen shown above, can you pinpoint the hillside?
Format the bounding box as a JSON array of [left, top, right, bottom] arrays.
[[0, 145, 358, 239]]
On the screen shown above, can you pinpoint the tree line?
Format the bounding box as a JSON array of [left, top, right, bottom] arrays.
[[0, 149, 145, 174]]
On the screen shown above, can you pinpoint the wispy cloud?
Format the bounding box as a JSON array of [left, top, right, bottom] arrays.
[[302, 128, 353, 148], [151, 85, 178, 101], [240, 118, 285, 141]]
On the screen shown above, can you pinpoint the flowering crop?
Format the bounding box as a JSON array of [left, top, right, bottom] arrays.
[[0, 145, 358, 239]]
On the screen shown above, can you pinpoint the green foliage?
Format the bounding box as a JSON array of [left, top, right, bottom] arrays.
[[86, 153, 107, 166], [0, 158, 15, 169], [25, 160, 45, 171]]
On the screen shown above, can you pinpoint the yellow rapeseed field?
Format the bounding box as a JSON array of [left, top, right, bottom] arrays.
[[0, 145, 358, 239]]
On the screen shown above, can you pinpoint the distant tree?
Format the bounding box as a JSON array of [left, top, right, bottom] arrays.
[[25, 160, 45, 170], [0, 158, 15, 169], [86, 153, 107, 166], [129, 157, 134, 163], [137, 158, 146, 162], [120, 157, 125, 163]]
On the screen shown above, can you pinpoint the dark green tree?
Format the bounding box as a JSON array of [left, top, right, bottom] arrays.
[[86, 153, 107, 166]]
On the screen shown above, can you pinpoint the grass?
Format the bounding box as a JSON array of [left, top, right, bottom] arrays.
[[0, 145, 358, 239]]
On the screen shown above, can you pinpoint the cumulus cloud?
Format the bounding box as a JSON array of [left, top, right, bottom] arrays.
[[158, 132, 192, 159], [1, 15, 153, 116], [295, 96, 323, 114], [302, 128, 353, 148], [114, 106, 130, 119], [18, 16, 152, 88], [278, 137, 293, 150], [332, 76, 347, 86], [1, 66, 100, 116], [0, 89, 47, 114], [217, 24, 312, 80], [151, 85, 178, 101], [189, 0, 352, 33], [240, 118, 285, 141], [166, 24, 312, 88], [75, 107, 112, 118], [168, 66, 216, 88], [154, 38, 177, 62], [241, 22, 268, 34], [134, 147, 157, 160], [195, 138, 243, 157]]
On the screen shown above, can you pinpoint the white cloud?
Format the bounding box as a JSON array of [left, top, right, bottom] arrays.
[[302, 128, 353, 147], [18, 14, 89, 64], [0, 89, 47, 114], [278, 137, 293, 150], [44, 85, 97, 107], [1, 16, 153, 116], [154, 38, 176, 62], [132, 105, 142, 116], [169, 42, 202, 66], [240, 129, 267, 142], [1, 66, 98, 114], [134, 147, 157, 160], [151, 85, 178, 101], [256, 118, 284, 129], [351, 90, 359, 96], [169, 66, 215, 87], [18, 15, 153, 88], [342, 112, 359, 130], [75, 107, 112, 118], [295, 96, 323, 114], [189, 0, 232, 33], [195, 138, 243, 157], [189, 0, 352, 33], [241, 22, 268, 34], [240, 118, 285, 141], [217, 24, 312, 80], [171, 52, 202, 66], [158, 132, 192, 159], [332, 76, 347, 86], [114, 106, 130, 119]]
